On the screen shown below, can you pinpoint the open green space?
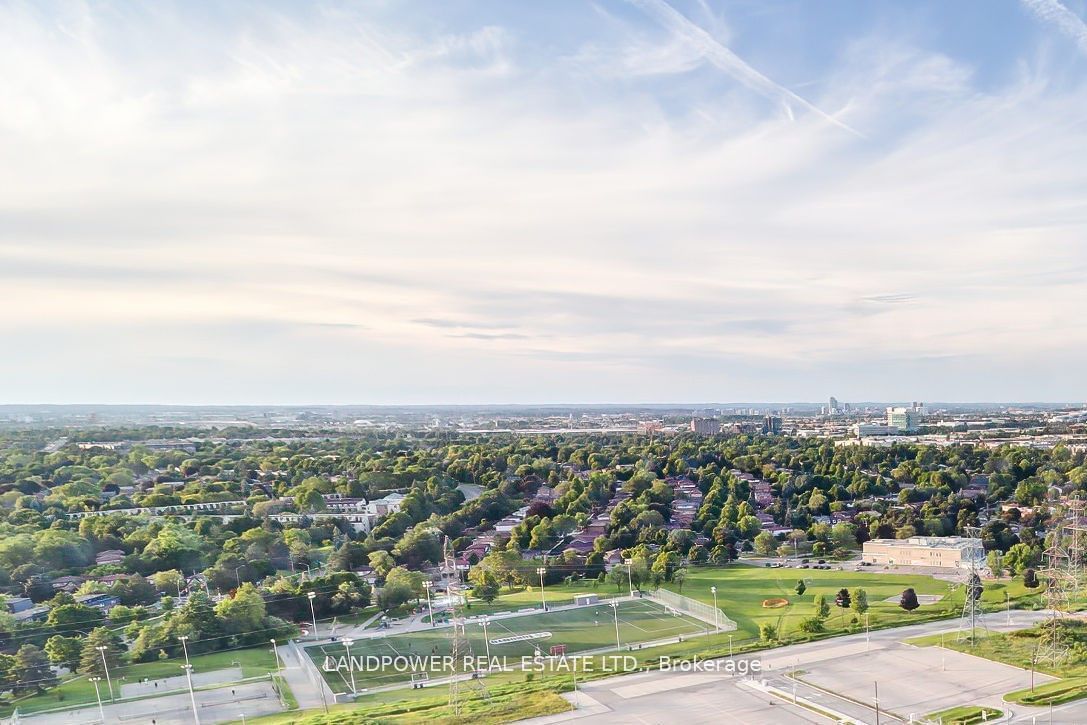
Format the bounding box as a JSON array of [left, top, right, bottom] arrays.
[[230, 679, 571, 725], [0, 645, 278, 717], [925, 705, 1003, 724], [309, 597, 708, 692], [1005, 676, 1087, 706], [665, 563, 963, 641], [459, 581, 623, 617]]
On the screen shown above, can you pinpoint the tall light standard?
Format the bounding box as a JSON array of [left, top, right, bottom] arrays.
[[183, 663, 201, 725], [728, 634, 734, 658], [307, 591, 319, 639], [89, 676, 106, 724], [610, 600, 622, 652], [233, 565, 244, 588], [481, 617, 492, 662], [710, 586, 720, 633], [423, 580, 435, 626], [342, 638, 357, 695], [624, 559, 634, 596], [536, 567, 548, 611], [179, 635, 191, 668], [270, 638, 282, 677], [96, 645, 115, 702]]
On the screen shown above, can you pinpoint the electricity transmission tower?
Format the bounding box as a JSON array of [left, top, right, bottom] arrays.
[[1039, 497, 1086, 663], [444, 538, 489, 715], [957, 526, 987, 644]]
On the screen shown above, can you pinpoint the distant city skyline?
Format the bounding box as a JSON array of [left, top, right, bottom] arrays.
[[2, 0, 1086, 404]]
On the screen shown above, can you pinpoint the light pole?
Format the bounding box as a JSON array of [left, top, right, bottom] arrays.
[[611, 600, 621, 651], [179, 635, 191, 668], [342, 638, 357, 695], [537, 567, 547, 611], [625, 559, 634, 596], [308, 591, 319, 639], [481, 617, 492, 662], [183, 663, 201, 725], [234, 565, 244, 587], [89, 676, 106, 724], [728, 634, 734, 658], [710, 586, 719, 632], [270, 638, 282, 677], [866, 613, 870, 651], [423, 580, 435, 626], [96, 645, 115, 702]]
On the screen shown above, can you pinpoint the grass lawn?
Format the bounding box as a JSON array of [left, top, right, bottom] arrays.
[[309, 597, 707, 692], [925, 705, 1003, 724], [228, 680, 571, 725], [665, 564, 1046, 644], [459, 581, 622, 618], [1005, 677, 1087, 706], [0, 645, 278, 717]]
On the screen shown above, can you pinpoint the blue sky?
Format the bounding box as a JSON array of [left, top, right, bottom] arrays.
[[1, 0, 1086, 404]]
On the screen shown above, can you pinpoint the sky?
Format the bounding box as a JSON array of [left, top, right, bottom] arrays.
[[2, 0, 1086, 405]]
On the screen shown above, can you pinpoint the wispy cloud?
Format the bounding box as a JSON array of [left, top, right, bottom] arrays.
[[1021, 0, 1087, 55], [627, 0, 862, 136]]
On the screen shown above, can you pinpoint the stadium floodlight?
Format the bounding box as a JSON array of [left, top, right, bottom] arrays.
[[481, 617, 492, 661], [183, 663, 201, 725], [89, 676, 106, 723], [341, 638, 357, 694], [95, 646, 115, 702], [178, 634, 191, 667], [624, 559, 634, 596], [610, 600, 621, 651], [307, 591, 319, 639], [710, 586, 720, 633], [536, 567, 548, 611], [423, 580, 435, 626]]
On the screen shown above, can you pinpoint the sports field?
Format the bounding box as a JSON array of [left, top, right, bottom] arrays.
[[309, 597, 709, 692]]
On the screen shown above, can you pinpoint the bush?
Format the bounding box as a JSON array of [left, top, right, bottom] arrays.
[[799, 617, 824, 634]]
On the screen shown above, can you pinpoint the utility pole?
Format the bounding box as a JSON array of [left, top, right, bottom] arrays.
[[625, 559, 634, 596], [874, 681, 880, 725]]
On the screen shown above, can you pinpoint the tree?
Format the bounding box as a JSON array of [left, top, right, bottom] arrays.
[[44, 635, 82, 672], [851, 588, 868, 616], [814, 594, 830, 620], [14, 644, 55, 693], [759, 623, 777, 643], [987, 550, 1004, 578], [79, 627, 122, 679], [672, 568, 688, 593], [368, 550, 396, 579], [1023, 568, 1040, 588], [215, 583, 266, 637], [799, 617, 824, 633], [471, 570, 501, 603], [834, 588, 851, 610], [899, 588, 920, 612], [795, 580, 807, 597], [754, 531, 776, 556], [1004, 543, 1040, 575]]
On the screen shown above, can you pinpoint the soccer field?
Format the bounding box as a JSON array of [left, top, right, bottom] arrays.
[[310, 598, 709, 692]]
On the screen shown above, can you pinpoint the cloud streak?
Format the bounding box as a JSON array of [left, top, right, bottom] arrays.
[[1021, 0, 1087, 55], [627, 0, 863, 136]]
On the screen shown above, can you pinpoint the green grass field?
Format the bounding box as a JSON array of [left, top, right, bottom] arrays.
[[0, 645, 278, 717], [309, 597, 708, 692], [925, 705, 1003, 724], [664, 564, 1042, 643]]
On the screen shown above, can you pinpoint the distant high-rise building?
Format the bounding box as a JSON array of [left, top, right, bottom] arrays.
[[763, 415, 782, 434], [829, 396, 839, 411], [690, 418, 721, 435], [887, 406, 921, 432]]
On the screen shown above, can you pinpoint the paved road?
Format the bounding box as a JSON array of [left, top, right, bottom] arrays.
[[520, 610, 1082, 725]]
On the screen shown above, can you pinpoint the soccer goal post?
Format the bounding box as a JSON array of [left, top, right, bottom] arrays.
[[645, 588, 736, 631]]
